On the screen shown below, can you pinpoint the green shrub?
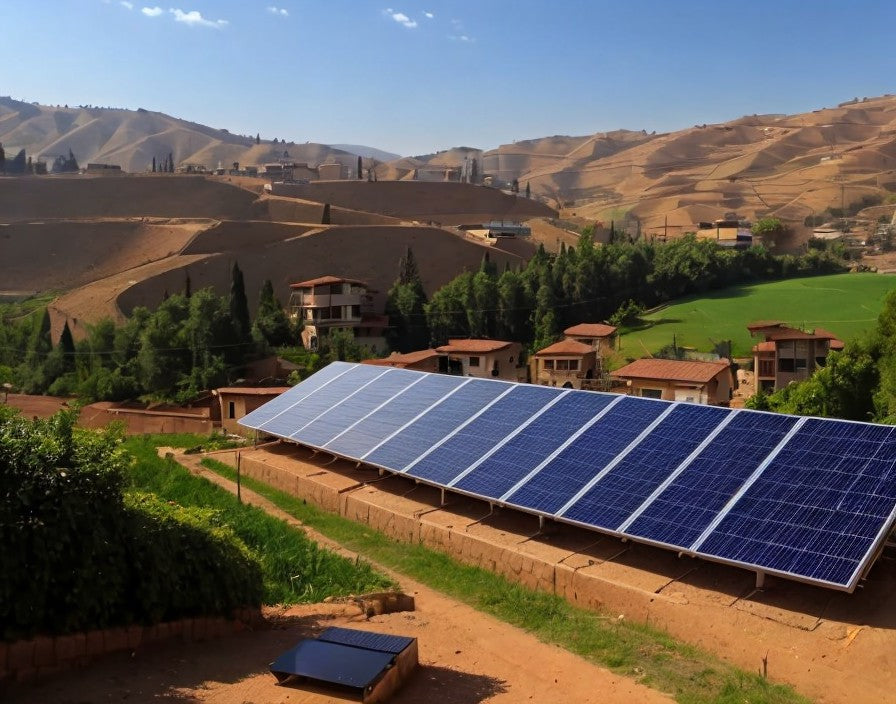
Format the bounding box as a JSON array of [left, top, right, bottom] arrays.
[[0, 408, 263, 640]]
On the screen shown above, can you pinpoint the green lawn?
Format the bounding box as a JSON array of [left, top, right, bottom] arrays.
[[619, 273, 896, 359]]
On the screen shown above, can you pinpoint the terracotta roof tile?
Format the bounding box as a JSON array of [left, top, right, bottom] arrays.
[[535, 339, 594, 356], [436, 339, 514, 354], [564, 323, 617, 338], [362, 349, 440, 367], [290, 275, 368, 288], [216, 387, 291, 395], [612, 358, 731, 384]]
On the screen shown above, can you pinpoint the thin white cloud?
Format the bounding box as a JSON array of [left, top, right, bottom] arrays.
[[169, 8, 228, 28], [424, 11, 434, 19], [267, 6, 288, 16], [141, 6, 163, 16], [120, 1, 134, 9], [384, 9, 417, 29], [450, 34, 473, 42]]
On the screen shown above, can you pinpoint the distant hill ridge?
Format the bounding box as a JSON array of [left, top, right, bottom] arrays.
[[4, 94, 896, 229]]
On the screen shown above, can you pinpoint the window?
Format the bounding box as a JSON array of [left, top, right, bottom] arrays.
[[468, 356, 480, 367], [227, 401, 236, 419], [556, 359, 569, 371], [351, 304, 361, 318], [794, 358, 808, 371], [640, 388, 663, 399], [543, 359, 554, 371], [758, 359, 774, 377], [569, 360, 579, 371], [778, 358, 795, 372]]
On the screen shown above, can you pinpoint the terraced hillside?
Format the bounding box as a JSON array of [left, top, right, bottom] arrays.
[[0, 175, 537, 340]]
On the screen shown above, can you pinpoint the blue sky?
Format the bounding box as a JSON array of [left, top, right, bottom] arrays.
[[2, 1, 894, 156]]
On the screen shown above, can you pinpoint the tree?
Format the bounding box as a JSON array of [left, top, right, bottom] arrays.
[[255, 133, 260, 145], [751, 217, 788, 249], [253, 279, 293, 347], [321, 203, 331, 225], [152, 156, 156, 173], [511, 177, 519, 193], [525, 181, 530, 199], [469, 158, 478, 184], [357, 155, 363, 179], [229, 262, 252, 344], [168, 152, 174, 172], [385, 247, 430, 352], [0, 142, 5, 173], [58, 321, 76, 373]]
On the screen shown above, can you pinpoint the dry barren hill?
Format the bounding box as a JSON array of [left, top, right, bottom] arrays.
[[0, 175, 530, 340], [0, 97, 363, 173], [271, 181, 555, 224], [479, 96, 896, 235]]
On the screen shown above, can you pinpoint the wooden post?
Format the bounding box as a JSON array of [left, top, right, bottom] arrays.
[[236, 451, 242, 504]]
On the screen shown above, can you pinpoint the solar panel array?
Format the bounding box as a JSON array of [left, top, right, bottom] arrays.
[[240, 362, 896, 592]]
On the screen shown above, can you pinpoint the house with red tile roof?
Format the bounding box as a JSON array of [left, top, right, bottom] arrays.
[[749, 322, 843, 393], [532, 339, 598, 389], [611, 358, 735, 405], [361, 349, 441, 373], [563, 323, 617, 357], [435, 339, 526, 381]]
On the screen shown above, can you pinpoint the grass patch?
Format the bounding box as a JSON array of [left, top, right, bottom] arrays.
[[200, 456, 808, 704], [125, 437, 394, 605], [619, 272, 896, 358]]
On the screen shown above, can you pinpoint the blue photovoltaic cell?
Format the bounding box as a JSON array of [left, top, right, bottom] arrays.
[[405, 384, 561, 485], [563, 404, 730, 530], [364, 379, 509, 471], [324, 373, 464, 458], [240, 361, 353, 430], [295, 369, 420, 448], [453, 391, 616, 500], [698, 419, 896, 587], [505, 396, 668, 515], [260, 364, 387, 439], [317, 627, 414, 654], [627, 411, 798, 548]]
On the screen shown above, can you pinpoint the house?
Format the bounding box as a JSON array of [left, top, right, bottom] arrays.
[[288, 275, 387, 353], [317, 162, 344, 180], [435, 339, 526, 382], [563, 323, 617, 357], [532, 339, 597, 389], [361, 349, 441, 373], [611, 358, 735, 405], [216, 387, 291, 435], [749, 322, 843, 393]]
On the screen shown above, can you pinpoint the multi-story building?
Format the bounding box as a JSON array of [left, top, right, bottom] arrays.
[[288, 275, 387, 353], [531, 339, 597, 389], [749, 321, 843, 393]]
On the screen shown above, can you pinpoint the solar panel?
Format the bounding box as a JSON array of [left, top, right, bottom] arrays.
[[561, 403, 731, 531], [625, 411, 799, 549], [696, 419, 896, 588], [450, 391, 618, 500], [505, 396, 671, 514], [325, 373, 465, 458], [405, 384, 562, 485], [295, 368, 421, 448], [240, 361, 355, 430], [364, 378, 509, 471], [239, 362, 896, 591]]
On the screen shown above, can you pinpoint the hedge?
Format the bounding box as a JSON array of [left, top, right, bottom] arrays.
[[0, 408, 262, 641]]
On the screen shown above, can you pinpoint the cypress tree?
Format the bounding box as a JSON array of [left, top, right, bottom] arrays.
[[152, 156, 156, 173], [59, 321, 76, 372], [168, 152, 174, 172], [357, 155, 362, 179], [321, 203, 331, 225], [255, 133, 260, 145], [0, 142, 5, 173], [229, 262, 252, 343], [525, 181, 531, 198]]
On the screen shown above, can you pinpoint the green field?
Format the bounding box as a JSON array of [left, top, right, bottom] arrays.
[[619, 273, 896, 359]]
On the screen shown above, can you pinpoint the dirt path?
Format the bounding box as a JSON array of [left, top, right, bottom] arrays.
[[4, 451, 673, 704]]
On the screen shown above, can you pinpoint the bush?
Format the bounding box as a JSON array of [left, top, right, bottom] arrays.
[[0, 408, 263, 640]]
